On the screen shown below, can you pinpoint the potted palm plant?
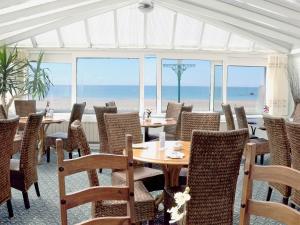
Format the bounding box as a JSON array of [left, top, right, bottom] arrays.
[[0, 45, 52, 114]]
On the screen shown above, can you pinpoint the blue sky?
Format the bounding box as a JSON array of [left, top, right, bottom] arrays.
[[42, 58, 265, 87]]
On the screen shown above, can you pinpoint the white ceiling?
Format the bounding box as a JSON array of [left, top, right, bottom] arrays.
[[1, 0, 300, 53]]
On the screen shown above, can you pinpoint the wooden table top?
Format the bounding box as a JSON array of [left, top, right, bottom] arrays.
[[140, 118, 177, 128], [19, 117, 65, 124], [133, 141, 190, 165]]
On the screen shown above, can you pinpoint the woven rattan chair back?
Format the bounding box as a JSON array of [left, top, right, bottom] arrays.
[[175, 105, 193, 139], [293, 103, 300, 122], [286, 121, 300, 206], [94, 106, 117, 153], [163, 102, 183, 134], [263, 115, 291, 198], [181, 112, 220, 141], [234, 106, 248, 129], [0, 117, 19, 205], [0, 104, 7, 119], [186, 129, 249, 225], [222, 104, 235, 130], [57, 126, 135, 225], [105, 101, 116, 107], [240, 143, 300, 225], [19, 112, 43, 189], [104, 112, 142, 155], [14, 100, 36, 117]]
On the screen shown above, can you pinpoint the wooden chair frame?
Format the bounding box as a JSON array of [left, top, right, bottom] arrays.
[[57, 135, 135, 225], [240, 143, 300, 225]]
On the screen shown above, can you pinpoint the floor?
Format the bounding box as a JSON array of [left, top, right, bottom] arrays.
[[0, 151, 287, 225]]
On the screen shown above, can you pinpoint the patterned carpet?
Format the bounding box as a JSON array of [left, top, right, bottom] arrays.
[[0, 151, 288, 225]]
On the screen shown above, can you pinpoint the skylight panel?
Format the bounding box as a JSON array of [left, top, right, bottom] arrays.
[[35, 30, 59, 47], [16, 39, 33, 48], [60, 21, 88, 47], [147, 5, 175, 48], [228, 34, 253, 51], [201, 24, 229, 50], [117, 4, 144, 48], [88, 12, 115, 47], [174, 14, 203, 48]]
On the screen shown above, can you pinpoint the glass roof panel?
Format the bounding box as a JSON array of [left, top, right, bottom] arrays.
[[88, 12, 115, 47], [60, 21, 88, 47], [147, 5, 175, 48], [201, 24, 229, 49], [174, 14, 203, 48], [35, 30, 59, 47], [16, 39, 33, 47], [228, 34, 253, 50], [117, 4, 144, 47]]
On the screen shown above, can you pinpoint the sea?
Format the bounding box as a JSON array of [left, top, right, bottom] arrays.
[[46, 85, 263, 101]]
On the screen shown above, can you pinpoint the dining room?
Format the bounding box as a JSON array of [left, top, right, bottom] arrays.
[[1, 1, 300, 225]]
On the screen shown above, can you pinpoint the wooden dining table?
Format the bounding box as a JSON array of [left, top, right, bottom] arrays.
[[140, 118, 177, 141], [19, 116, 64, 163]]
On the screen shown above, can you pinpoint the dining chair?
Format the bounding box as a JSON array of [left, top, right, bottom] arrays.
[[285, 121, 300, 208], [10, 112, 43, 209], [222, 103, 235, 130], [240, 143, 300, 225], [165, 129, 249, 225], [14, 100, 36, 117], [105, 101, 116, 107], [263, 115, 291, 205], [234, 106, 257, 138], [172, 105, 193, 140], [69, 120, 155, 224], [163, 102, 183, 137], [104, 112, 164, 192], [45, 102, 86, 162], [0, 117, 19, 218], [292, 103, 300, 122], [0, 104, 7, 119]]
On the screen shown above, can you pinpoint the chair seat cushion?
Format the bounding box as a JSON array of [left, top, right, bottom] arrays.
[[95, 181, 155, 222], [10, 159, 20, 171]]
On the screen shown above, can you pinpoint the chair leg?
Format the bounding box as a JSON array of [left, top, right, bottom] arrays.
[[34, 182, 40, 197], [266, 187, 272, 201], [6, 200, 13, 218], [22, 191, 30, 209], [255, 156, 258, 163], [46, 146, 50, 163], [78, 149, 81, 157], [260, 154, 264, 165], [148, 220, 154, 225], [282, 197, 289, 205], [99, 169, 102, 173], [291, 203, 296, 209], [69, 152, 72, 159]]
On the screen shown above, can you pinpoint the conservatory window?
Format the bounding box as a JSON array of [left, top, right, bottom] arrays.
[[213, 65, 223, 112], [144, 56, 157, 113]]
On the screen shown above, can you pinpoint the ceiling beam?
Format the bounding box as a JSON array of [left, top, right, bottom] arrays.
[[157, 0, 290, 53], [84, 19, 92, 48], [30, 37, 37, 48], [158, 0, 297, 47], [143, 13, 148, 48], [198, 22, 205, 49], [113, 10, 119, 48], [0, 0, 27, 9], [0, 0, 88, 24], [185, 0, 300, 38], [267, 0, 300, 12], [56, 28, 64, 48], [0, 0, 127, 35], [171, 12, 177, 49], [0, 0, 136, 45]]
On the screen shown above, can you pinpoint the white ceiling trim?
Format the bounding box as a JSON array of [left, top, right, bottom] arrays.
[[0, 0, 27, 9]]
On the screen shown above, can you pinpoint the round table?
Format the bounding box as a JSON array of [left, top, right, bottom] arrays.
[[133, 141, 190, 187], [19, 117, 64, 163], [140, 118, 177, 142]]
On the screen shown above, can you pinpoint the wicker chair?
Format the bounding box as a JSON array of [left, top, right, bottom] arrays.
[[180, 112, 220, 141], [240, 142, 300, 225], [171, 105, 193, 141], [0, 117, 19, 218], [105, 101, 116, 107], [69, 120, 155, 224], [263, 115, 291, 205], [164, 102, 183, 137], [165, 129, 249, 225], [45, 102, 86, 162], [104, 112, 164, 192], [0, 104, 7, 119], [94, 106, 118, 154], [10, 112, 43, 209], [222, 103, 235, 130], [285, 121, 300, 208], [292, 103, 300, 122], [14, 100, 36, 117]]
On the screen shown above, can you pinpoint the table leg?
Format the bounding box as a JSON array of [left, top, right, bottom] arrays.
[[144, 127, 150, 142], [37, 124, 50, 164]]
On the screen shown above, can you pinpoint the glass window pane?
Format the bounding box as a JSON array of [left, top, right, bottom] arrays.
[[60, 21, 88, 47], [144, 56, 157, 112], [35, 30, 59, 47], [228, 34, 253, 51], [201, 24, 229, 49], [31, 62, 72, 113], [227, 66, 266, 114], [77, 58, 140, 113], [214, 65, 223, 112], [162, 59, 211, 111]]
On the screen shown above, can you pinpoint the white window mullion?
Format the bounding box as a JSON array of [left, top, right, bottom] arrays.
[[223, 59, 228, 104], [210, 62, 215, 112], [139, 56, 145, 115], [157, 56, 162, 114], [71, 55, 77, 105]]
